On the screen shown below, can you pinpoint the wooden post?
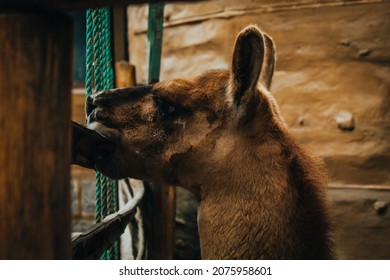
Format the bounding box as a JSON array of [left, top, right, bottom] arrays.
[[0, 0, 195, 11], [115, 61, 136, 87], [113, 4, 137, 88], [0, 12, 73, 259], [112, 5, 128, 63], [146, 183, 176, 259]]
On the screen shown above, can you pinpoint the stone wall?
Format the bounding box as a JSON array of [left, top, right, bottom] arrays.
[[127, 0, 390, 186]]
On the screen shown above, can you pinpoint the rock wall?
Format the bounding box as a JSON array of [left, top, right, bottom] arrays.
[[127, 0, 390, 186]]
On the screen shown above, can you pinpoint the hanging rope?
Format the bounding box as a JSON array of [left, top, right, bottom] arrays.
[[85, 7, 119, 260]]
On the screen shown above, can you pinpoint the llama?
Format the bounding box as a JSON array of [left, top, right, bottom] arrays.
[[86, 25, 334, 259]]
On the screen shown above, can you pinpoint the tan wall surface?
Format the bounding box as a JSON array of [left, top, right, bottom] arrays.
[[128, 0, 390, 186]]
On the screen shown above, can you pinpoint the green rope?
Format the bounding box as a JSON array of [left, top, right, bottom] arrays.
[[85, 7, 119, 260], [85, 10, 93, 98]]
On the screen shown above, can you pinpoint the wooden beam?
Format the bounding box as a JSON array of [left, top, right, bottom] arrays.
[[144, 183, 176, 259], [0, 12, 73, 259], [112, 5, 128, 62], [112, 5, 138, 87], [0, 0, 200, 11], [115, 61, 136, 87]]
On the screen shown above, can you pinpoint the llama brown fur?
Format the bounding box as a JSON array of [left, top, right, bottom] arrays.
[[87, 25, 334, 259]]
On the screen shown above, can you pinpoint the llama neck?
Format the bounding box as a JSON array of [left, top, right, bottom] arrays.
[[200, 135, 290, 199], [197, 138, 298, 259], [196, 135, 333, 260]]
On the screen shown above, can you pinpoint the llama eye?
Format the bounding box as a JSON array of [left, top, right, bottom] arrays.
[[154, 97, 177, 117], [163, 103, 175, 115]]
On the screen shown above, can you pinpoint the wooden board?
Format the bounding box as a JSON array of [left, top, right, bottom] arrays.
[[0, 0, 202, 11], [0, 12, 73, 259]]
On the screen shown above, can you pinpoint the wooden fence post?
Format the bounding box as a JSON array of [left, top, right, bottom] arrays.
[[0, 12, 73, 259]]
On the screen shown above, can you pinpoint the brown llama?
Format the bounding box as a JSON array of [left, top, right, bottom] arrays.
[[86, 25, 334, 259]]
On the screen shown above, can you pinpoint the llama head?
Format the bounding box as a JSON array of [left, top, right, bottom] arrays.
[[86, 25, 282, 192]]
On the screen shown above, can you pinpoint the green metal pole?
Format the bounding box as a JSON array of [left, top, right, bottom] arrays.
[[147, 2, 164, 84]]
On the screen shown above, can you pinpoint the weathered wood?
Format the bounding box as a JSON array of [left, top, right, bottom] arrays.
[[72, 183, 144, 259], [143, 183, 176, 260], [115, 61, 136, 87], [113, 5, 128, 63], [153, 184, 176, 259], [0, 12, 73, 259], [113, 5, 138, 87], [113, 6, 137, 89], [0, 0, 200, 11]]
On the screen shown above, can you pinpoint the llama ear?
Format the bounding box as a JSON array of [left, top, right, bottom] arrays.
[[229, 26, 265, 119], [259, 33, 276, 90]]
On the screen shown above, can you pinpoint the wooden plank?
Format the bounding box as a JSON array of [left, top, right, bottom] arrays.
[[112, 5, 128, 63], [0, 0, 200, 11], [112, 5, 137, 87], [0, 12, 73, 259], [145, 184, 176, 259]]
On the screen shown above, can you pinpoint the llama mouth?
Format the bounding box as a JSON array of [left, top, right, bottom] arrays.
[[94, 142, 118, 174], [72, 121, 117, 170], [96, 143, 116, 161]]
